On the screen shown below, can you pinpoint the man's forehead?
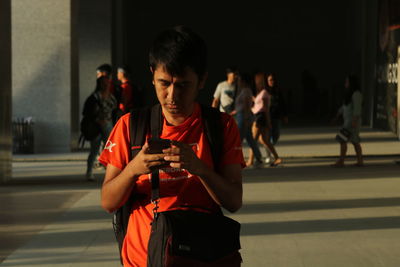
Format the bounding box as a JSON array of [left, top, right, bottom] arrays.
[[154, 65, 196, 79]]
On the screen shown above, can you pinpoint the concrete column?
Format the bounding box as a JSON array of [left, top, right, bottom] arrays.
[[397, 46, 400, 139], [0, 0, 12, 183], [12, 0, 73, 153]]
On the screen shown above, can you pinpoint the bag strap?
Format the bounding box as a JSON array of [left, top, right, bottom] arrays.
[[200, 104, 222, 173], [150, 104, 162, 205], [150, 104, 223, 217], [129, 107, 151, 160]]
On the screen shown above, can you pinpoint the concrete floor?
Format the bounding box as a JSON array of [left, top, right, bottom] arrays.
[[1, 126, 400, 266]]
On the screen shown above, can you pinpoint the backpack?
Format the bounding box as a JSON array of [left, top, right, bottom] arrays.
[[112, 104, 223, 264], [79, 92, 101, 146]]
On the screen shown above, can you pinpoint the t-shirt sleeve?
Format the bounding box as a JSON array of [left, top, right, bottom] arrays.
[[220, 113, 246, 168], [213, 83, 222, 99], [98, 113, 131, 170]]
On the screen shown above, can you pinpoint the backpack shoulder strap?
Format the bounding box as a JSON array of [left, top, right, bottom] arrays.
[[200, 104, 223, 172], [149, 104, 163, 203], [129, 107, 151, 160], [150, 104, 162, 138]]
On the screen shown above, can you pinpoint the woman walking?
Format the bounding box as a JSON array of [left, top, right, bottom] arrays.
[[248, 72, 282, 167], [332, 74, 363, 167]]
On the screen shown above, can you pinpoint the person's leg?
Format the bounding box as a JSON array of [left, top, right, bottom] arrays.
[[271, 119, 281, 145], [245, 124, 262, 164], [87, 134, 102, 180], [353, 142, 364, 166], [259, 128, 281, 166], [332, 142, 347, 167], [247, 122, 260, 166], [235, 112, 246, 140]]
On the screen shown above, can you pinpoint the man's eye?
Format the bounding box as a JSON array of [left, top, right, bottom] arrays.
[[160, 81, 170, 87], [175, 83, 187, 89]]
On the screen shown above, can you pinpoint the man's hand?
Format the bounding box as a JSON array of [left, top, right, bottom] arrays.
[[163, 140, 208, 176], [125, 143, 168, 177]]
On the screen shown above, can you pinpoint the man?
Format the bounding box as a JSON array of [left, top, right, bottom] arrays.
[[99, 26, 244, 266], [212, 66, 238, 114]]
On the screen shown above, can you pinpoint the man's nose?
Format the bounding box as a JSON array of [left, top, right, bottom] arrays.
[[167, 85, 178, 102]]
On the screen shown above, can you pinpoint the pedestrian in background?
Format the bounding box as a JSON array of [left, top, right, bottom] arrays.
[[332, 74, 363, 167], [85, 76, 117, 181], [265, 72, 288, 162], [212, 66, 239, 114], [231, 72, 263, 167], [248, 72, 282, 167], [114, 66, 135, 122]]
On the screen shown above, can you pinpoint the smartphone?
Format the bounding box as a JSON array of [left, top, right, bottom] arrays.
[[148, 138, 171, 154]]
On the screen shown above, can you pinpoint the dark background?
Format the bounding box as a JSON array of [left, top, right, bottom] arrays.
[[121, 0, 363, 122]]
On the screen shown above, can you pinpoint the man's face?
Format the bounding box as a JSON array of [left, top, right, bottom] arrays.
[[117, 71, 124, 81], [152, 65, 205, 117], [267, 75, 275, 87], [227, 72, 238, 84]]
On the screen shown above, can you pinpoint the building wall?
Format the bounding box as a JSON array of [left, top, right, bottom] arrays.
[[0, 0, 12, 183], [12, 0, 72, 153]]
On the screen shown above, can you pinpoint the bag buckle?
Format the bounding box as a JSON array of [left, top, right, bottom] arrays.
[[152, 199, 160, 219]]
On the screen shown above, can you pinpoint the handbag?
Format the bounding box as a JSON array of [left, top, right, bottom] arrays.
[[335, 128, 352, 143], [147, 171, 242, 267]]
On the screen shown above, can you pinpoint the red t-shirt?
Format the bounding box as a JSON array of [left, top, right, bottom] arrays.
[[99, 103, 245, 267]]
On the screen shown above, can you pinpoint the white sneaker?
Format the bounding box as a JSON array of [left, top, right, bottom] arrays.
[[265, 157, 272, 164]]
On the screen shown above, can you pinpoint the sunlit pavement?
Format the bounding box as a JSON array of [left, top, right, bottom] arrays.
[[1, 127, 400, 266]]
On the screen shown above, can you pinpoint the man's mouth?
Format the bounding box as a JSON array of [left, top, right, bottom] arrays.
[[166, 103, 179, 109]]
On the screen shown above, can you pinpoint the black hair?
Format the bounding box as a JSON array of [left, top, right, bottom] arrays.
[[149, 26, 207, 78], [97, 63, 112, 74], [344, 74, 360, 105], [226, 66, 238, 74]]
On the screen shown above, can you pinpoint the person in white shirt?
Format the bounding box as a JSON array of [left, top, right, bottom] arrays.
[[212, 67, 238, 114], [332, 74, 363, 167]]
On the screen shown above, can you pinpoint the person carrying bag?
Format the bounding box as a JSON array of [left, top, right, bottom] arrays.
[[99, 26, 245, 267]]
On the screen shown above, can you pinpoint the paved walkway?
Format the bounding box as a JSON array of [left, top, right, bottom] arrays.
[[1, 127, 400, 266]]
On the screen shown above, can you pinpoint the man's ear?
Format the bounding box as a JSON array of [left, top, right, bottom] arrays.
[[150, 66, 155, 85], [199, 72, 208, 89]]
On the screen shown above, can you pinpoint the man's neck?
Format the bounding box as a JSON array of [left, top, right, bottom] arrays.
[[162, 105, 195, 126]]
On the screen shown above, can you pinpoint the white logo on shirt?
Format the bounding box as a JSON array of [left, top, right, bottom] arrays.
[[104, 140, 116, 152]]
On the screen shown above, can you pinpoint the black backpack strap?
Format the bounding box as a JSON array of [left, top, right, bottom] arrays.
[[150, 104, 163, 203], [129, 107, 151, 160], [150, 104, 162, 138], [200, 104, 223, 172]]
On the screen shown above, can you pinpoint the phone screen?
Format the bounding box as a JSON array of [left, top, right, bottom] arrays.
[[148, 138, 171, 154]]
